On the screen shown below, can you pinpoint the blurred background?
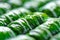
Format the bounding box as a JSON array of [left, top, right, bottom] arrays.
[[0, 0, 60, 40]]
